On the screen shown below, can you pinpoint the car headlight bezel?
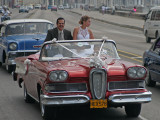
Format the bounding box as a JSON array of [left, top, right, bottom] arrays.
[[49, 70, 68, 82], [127, 67, 146, 79], [9, 42, 17, 51]]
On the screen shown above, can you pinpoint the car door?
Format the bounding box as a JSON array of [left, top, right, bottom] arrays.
[[152, 10, 160, 38], [147, 39, 160, 82], [148, 10, 156, 37]]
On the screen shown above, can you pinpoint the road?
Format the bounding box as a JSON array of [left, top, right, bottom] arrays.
[[0, 8, 159, 120]]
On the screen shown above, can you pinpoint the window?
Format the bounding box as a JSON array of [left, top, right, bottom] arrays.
[[155, 11, 160, 20], [151, 11, 156, 20]]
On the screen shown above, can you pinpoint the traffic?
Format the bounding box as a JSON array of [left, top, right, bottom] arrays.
[[0, 3, 159, 120]]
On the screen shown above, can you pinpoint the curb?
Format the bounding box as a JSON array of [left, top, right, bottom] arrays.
[[70, 11, 143, 31]]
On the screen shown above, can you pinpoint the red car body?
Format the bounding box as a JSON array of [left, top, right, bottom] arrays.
[[13, 39, 152, 120]]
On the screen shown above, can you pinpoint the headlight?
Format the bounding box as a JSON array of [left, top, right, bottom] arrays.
[[9, 43, 17, 50], [49, 70, 68, 82], [127, 67, 146, 79]]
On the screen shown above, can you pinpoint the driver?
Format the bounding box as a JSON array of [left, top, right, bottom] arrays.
[[1, 6, 11, 22]]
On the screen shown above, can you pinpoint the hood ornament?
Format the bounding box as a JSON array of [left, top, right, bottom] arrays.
[[89, 54, 105, 68]]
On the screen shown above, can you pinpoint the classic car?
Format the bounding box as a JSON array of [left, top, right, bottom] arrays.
[[19, 6, 29, 13], [41, 5, 47, 10], [13, 39, 152, 120], [51, 6, 58, 11], [58, 5, 64, 10], [0, 19, 53, 73], [143, 37, 160, 86], [34, 4, 41, 9]]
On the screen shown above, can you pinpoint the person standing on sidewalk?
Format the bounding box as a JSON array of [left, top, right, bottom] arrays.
[[102, 5, 105, 15], [73, 15, 94, 40]]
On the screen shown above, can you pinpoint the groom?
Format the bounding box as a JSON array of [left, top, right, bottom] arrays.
[[44, 17, 73, 42]]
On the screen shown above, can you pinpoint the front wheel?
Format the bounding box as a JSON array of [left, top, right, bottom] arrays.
[[24, 83, 34, 103], [125, 104, 141, 117], [145, 31, 151, 43], [40, 89, 57, 120]]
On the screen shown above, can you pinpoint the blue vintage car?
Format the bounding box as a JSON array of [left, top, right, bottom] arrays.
[[143, 37, 160, 87], [0, 19, 53, 73]]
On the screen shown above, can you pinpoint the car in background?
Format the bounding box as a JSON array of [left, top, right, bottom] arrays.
[[41, 5, 46, 10], [143, 37, 160, 87], [0, 19, 53, 73], [0, 6, 2, 13], [48, 5, 53, 9], [63, 5, 70, 9], [28, 4, 34, 10], [14, 39, 152, 120], [58, 5, 64, 10], [51, 6, 57, 11], [19, 6, 29, 13], [35, 4, 41, 9], [144, 6, 160, 43]]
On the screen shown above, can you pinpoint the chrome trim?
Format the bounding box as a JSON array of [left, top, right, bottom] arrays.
[[40, 95, 90, 105], [108, 80, 145, 91], [108, 91, 152, 103], [89, 68, 107, 99], [8, 50, 39, 53]]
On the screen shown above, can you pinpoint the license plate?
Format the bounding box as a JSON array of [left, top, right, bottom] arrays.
[[90, 99, 107, 108]]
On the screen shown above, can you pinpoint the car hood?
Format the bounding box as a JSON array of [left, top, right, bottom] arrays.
[[6, 34, 46, 50], [46, 58, 137, 77]]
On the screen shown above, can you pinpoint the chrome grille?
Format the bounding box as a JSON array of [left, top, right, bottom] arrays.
[[45, 83, 87, 93], [89, 68, 107, 99], [108, 80, 145, 91]]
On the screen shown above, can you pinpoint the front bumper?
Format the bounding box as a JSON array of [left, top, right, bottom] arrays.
[[108, 91, 152, 104], [41, 91, 152, 106], [6, 50, 38, 65], [41, 95, 90, 105]]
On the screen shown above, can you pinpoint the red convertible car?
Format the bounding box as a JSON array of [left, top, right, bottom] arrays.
[[13, 39, 152, 120]]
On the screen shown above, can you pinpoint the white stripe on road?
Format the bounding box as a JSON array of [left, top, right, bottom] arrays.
[[139, 115, 149, 120]]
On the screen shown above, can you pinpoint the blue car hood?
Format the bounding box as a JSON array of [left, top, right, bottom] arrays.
[[7, 34, 46, 50]]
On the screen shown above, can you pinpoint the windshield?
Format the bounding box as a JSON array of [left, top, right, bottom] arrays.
[[40, 40, 120, 61], [6, 22, 53, 36]]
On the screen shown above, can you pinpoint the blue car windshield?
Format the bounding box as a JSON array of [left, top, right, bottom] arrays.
[[6, 22, 53, 36]]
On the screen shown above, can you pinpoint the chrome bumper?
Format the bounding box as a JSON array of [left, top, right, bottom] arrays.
[[40, 95, 90, 105], [108, 91, 152, 104]]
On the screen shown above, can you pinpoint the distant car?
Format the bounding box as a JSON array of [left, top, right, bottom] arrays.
[[51, 6, 57, 11], [58, 5, 64, 10], [0, 19, 53, 73], [0, 6, 2, 13], [41, 5, 46, 10], [63, 5, 70, 9], [143, 37, 160, 87], [48, 5, 53, 9], [19, 6, 29, 13], [28, 5, 34, 10], [14, 39, 152, 120], [35, 4, 41, 9], [144, 6, 160, 43]]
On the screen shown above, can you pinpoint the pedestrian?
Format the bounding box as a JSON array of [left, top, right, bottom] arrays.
[[111, 5, 115, 15], [102, 5, 105, 15], [73, 15, 94, 40], [129, 6, 137, 16], [1, 6, 11, 22], [44, 17, 73, 42]]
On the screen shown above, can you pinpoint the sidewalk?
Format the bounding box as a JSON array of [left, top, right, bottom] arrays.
[[70, 9, 145, 31]]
